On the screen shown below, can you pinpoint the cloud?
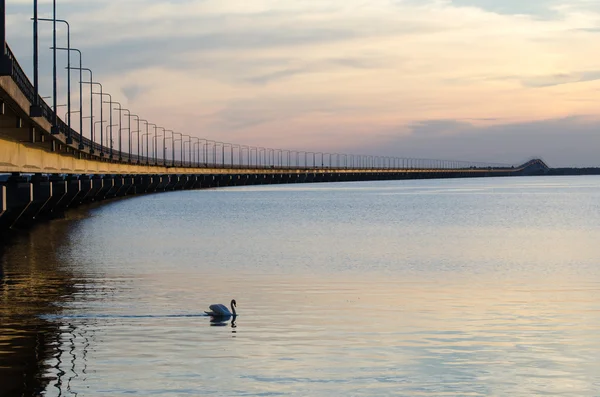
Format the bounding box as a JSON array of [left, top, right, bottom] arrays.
[[519, 71, 600, 88], [122, 84, 149, 102], [4, 0, 600, 166], [366, 116, 600, 167]]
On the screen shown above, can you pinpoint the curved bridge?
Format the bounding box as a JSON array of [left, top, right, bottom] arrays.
[[0, 40, 549, 231]]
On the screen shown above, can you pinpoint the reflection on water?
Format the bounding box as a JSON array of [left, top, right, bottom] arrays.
[[2, 176, 600, 396], [0, 214, 85, 397]]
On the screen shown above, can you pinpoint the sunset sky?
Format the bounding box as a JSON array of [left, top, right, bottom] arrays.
[[5, 0, 600, 166]]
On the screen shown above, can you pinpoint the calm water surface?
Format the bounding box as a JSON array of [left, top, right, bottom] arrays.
[[2, 176, 600, 396]]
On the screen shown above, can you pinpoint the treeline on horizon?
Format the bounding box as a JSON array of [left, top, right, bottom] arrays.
[[547, 168, 600, 175]]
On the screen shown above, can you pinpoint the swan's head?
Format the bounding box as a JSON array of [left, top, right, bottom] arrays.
[[231, 299, 237, 307]]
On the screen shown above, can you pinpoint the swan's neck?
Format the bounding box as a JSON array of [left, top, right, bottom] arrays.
[[231, 304, 237, 316]]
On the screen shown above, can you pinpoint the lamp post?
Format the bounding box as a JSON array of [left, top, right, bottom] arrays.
[[40, 18, 72, 140], [111, 101, 123, 160], [86, 81, 106, 155], [143, 121, 153, 165], [156, 127, 166, 165], [182, 135, 189, 165], [54, 47, 83, 147], [39, 0, 59, 132], [155, 133, 163, 165], [130, 115, 140, 163], [165, 136, 172, 166], [105, 124, 117, 149], [165, 130, 174, 165], [121, 108, 132, 162], [191, 137, 200, 167], [68, 66, 94, 152], [147, 123, 156, 164], [173, 132, 182, 166], [100, 93, 115, 158], [32, 0, 39, 114], [139, 119, 148, 163], [141, 131, 150, 164], [182, 135, 192, 166]]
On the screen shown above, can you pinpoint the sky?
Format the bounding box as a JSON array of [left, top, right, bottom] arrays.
[[4, 0, 600, 167]]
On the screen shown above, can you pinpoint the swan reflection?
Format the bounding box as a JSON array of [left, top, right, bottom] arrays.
[[209, 315, 237, 328]]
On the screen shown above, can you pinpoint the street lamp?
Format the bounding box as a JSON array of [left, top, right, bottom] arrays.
[[141, 131, 151, 164], [31, 1, 58, 130], [86, 81, 106, 155], [39, 18, 71, 139], [53, 46, 83, 146], [100, 92, 115, 158], [111, 101, 123, 160], [121, 108, 132, 162], [172, 132, 182, 166], [130, 114, 140, 163], [105, 123, 117, 150], [139, 119, 148, 163], [191, 137, 200, 167], [155, 133, 163, 164], [68, 66, 95, 152], [156, 127, 166, 165], [147, 123, 156, 164]]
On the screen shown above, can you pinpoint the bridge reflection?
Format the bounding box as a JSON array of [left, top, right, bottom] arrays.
[[0, 215, 90, 397]]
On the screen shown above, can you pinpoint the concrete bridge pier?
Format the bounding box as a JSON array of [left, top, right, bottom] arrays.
[[200, 175, 212, 188], [97, 177, 114, 200], [174, 175, 187, 190], [41, 177, 68, 217], [0, 175, 33, 229], [76, 176, 93, 205], [62, 177, 83, 209], [146, 176, 160, 192], [212, 175, 223, 187], [132, 176, 145, 194], [86, 176, 104, 201], [105, 177, 124, 199], [118, 176, 134, 196], [185, 175, 198, 189], [0, 185, 6, 218], [162, 175, 175, 191], [21, 174, 53, 223], [222, 175, 233, 187], [79, 176, 95, 203]]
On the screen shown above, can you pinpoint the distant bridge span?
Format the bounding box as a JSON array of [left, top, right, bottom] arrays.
[[0, 41, 549, 230]]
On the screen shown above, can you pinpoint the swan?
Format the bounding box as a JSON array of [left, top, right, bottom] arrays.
[[205, 299, 237, 317]]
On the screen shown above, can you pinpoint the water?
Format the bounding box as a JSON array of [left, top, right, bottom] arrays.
[[2, 176, 600, 396]]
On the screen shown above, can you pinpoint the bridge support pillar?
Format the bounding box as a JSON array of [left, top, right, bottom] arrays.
[[97, 177, 113, 200], [0, 185, 5, 218], [86, 176, 103, 201], [185, 175, 198, 189], [156, 175, 169, 191], [43, 177, 67, 216], [23, 174, 53, 223], [63, 177, 83, 209], [106, 177, 124, 198], [146, 176, 159, 192], [117, 177, 133, 197], [0, 176, 33, 229], [174, 175, 186, 190], [184, 175, 196, 189], [77, 176, 95, 204]]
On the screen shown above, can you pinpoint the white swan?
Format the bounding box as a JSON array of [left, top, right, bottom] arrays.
[[205, 299, 237, 317]]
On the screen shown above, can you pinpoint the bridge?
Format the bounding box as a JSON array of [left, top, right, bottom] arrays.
[[0, 4, 549, 231]]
